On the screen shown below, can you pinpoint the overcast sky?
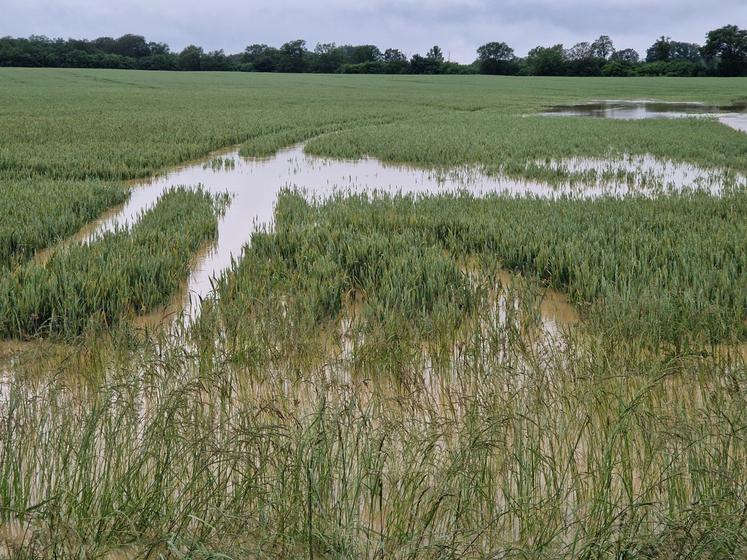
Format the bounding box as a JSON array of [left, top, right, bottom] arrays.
[[2, 0, 744, 62]]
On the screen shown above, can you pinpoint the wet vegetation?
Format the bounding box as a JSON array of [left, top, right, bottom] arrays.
[[0, 70, 746, 558], [0, 180, 126, 269], [211, 190, 746, 351], [0, 188, 219, 338]]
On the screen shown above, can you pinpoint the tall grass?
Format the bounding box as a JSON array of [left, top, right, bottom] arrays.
[[209, 190, 746, 354], [1, 287, 745, 558], [0, 188, 219, 338], [1, 69, 747, 558], [0, 179, 126, 268]]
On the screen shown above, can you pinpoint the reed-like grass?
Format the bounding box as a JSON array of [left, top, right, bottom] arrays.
[[1, 69, 747, 559], [210, 190, 745, 355], [0, 188, 219, 338], [0, 179, 127, 268], [2, 283, 745, 558]]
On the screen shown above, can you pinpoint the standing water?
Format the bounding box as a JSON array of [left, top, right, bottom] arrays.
[[46, 142, 743, 325], [75, 145, 585, 322], [540, 99, 747, 132]]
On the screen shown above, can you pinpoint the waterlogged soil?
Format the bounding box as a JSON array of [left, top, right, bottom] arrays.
[[540, 99, 747, 132], [34, 143, 744, 326], [41, 145, 587, 323]]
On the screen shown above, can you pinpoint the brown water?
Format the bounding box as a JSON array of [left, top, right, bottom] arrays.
[[43, 143, 741, 326], [3, 139, 746, 557], [540, 99, 747, 132], [53, 145, 579, 323]]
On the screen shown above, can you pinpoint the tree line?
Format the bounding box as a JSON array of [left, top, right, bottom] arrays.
[[1, 26, 745, 76]]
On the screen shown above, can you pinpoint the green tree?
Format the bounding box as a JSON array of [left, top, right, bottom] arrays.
[[476, 41, 515, 74], [278, 39, 307, 72], [670, 41, 702, 63], [409, 54, 429, 74], [201, 49, 231, 71], [178, 45, 203, 71], [526, 44, 567, 75], [243, 44, 278, 72], [313, 43, 343, 73], [112, 34, 150, 58], [350, 45, 382, 64], [702, 25, 747, 76], [566, 42, 592, 61], [646, 36, 672, 62], [590, 35, 614, 59], [426, 45, 444, 63], [383, 48, 408, 73], [610, 48, 640, 64]]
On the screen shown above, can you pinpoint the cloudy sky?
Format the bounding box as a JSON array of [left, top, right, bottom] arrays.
[[2, 0, 743, 62]]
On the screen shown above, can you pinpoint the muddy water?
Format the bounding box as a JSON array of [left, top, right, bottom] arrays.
[[66, 145, 591, 323], [540, 99, 747, 132], [51, 143, 742, 325]]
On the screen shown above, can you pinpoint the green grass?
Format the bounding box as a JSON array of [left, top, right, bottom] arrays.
[[1, 70, 745, 182], [0, 179, 127, 268], [208, 190, 746, 350], [0, 188, 219, 338], [3, 282, 745, 558], [1, 69, 745, 264]]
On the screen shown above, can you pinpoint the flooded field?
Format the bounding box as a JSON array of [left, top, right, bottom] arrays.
[[541, 99, 747, 132], [39, 143, 745, 324], [1, 70, 746, 558]]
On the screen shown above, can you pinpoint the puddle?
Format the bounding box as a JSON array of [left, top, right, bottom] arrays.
[[530, 153, 744, 194], [540, 99, 747, 132]]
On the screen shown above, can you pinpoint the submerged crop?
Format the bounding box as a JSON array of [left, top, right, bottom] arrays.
[[207, 190, 746, 353], [0, 188, 219, 338], [1, 69, 747, 559]]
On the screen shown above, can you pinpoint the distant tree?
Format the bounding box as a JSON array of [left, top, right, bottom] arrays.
[[314, 42, 336, 54], [423, 45, 445, 73], [350, 45, 382, 64], [143, 51, 177, 70], [178, 45, 203, 70], [610, 48, 640, 64], [426, 45, 444, 63], [590, 35, 615, 59], [382, 48, 408, 73], [201, 49, 231, 71], [636, 59, 702, 77], [277, 39, 306, 72], [702, 25, 747, 76], [112, 34, 150, 58], [647, 36, 672, 62], [28, 34, 53, 44], [566, 42, 592, 61], [148, 41, 170, 56], [526, 44, 567, 75], [409, 54, 429, 74], [476, 41, 515, 74], [92, 36, 116, 53], [0, 30, 743, 76], [66, 39, 96, 54], [669, 41, 702, 63], [602, 61, 633, 76], [313, 42, 343, 72], [383, 48, 407, 62], [243, 44, 278, 71]]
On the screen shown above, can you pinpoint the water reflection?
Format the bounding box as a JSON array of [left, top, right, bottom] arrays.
[[541, 99, 747, 132], [59, 143, 741, 322]]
